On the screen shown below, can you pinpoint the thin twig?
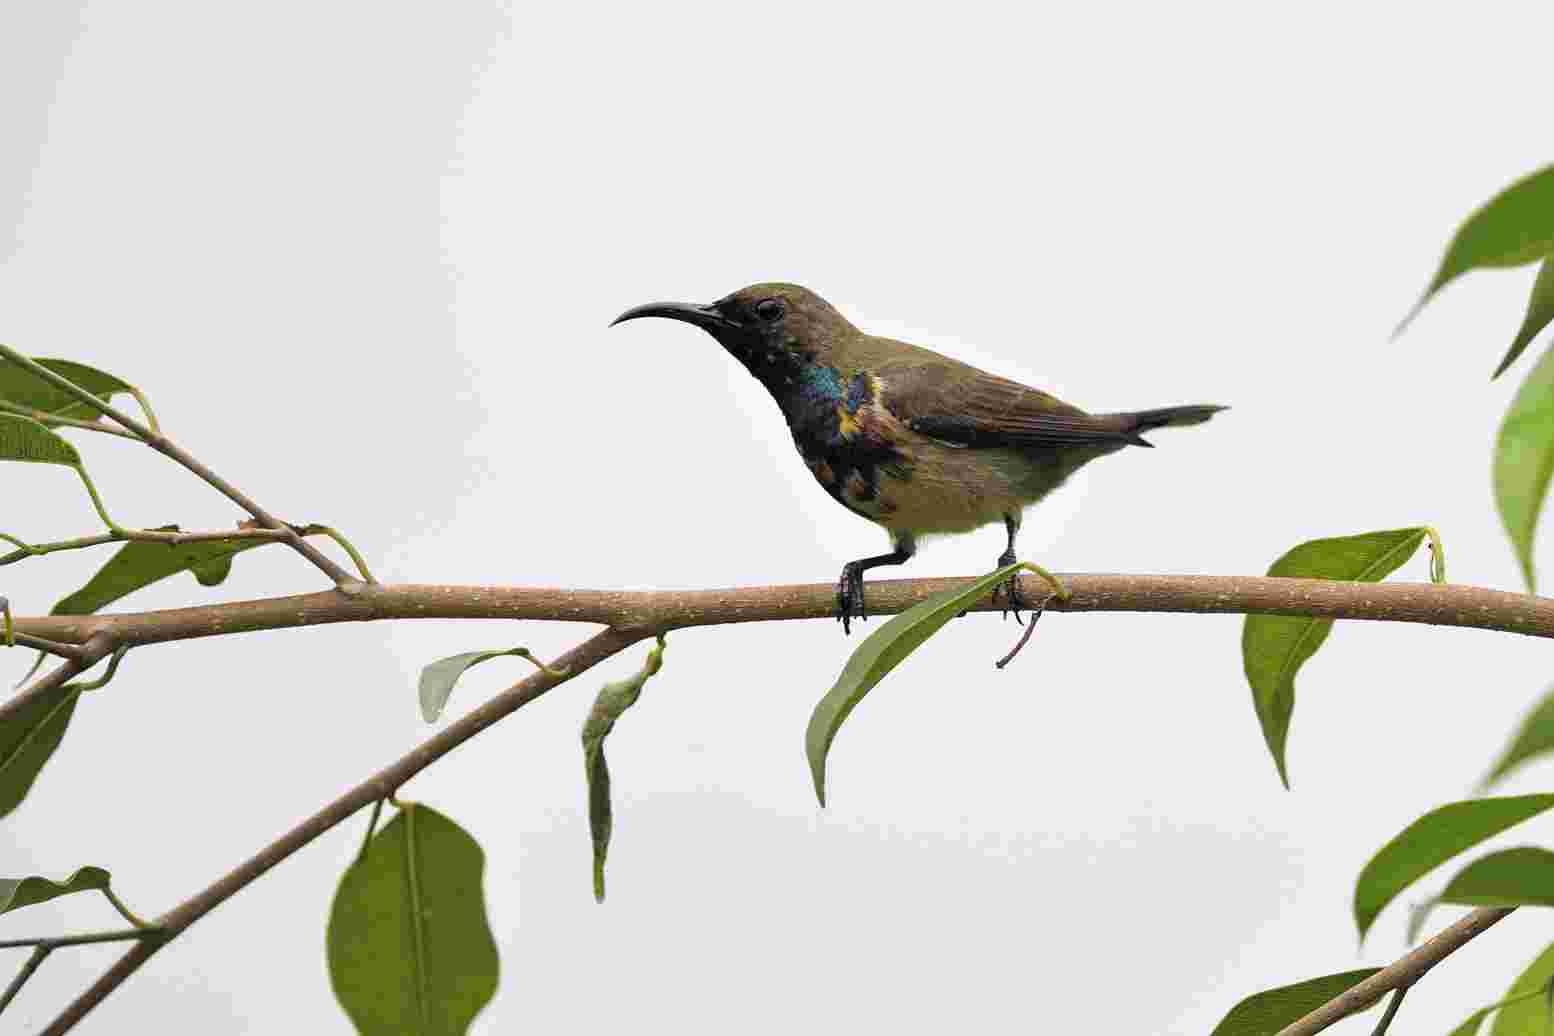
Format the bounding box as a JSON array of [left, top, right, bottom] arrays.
[[1274, 907, 1514, 1036], [0, 401, 138, 440], [1368, 985, 1407, 1035], [0, 947, 50, 1016], [0, 346, 356, 587], [40, 627, 640, 1036], [0, 928, 160, 951], [5, 633, 85, 661]]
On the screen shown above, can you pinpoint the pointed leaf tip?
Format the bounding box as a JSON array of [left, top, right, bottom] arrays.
[[1241, 528, 1428, 787], [1399, 162, 1554, 336], [1353, 795, 1554, 941], [1210, 969, 1381, 1035], [418, 647, 554, 723], [806, 562, 1049, 806], [1495, 344, 1554, 592], [0, 682, 83, 820], [1494, 256, 1554, 378], [583, 636, 666, 903], [1482, 686, 1554, 790]]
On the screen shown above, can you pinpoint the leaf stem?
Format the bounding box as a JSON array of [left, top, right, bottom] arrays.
[[355, 799, 384, 863], [71, 466, 122, 535], [314, 526, 377, 584], [63, 645, 130, 692], [1424, 526, 1447, 584], [99, 888, 150, 930]]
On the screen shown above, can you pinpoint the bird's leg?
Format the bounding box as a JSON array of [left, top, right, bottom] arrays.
[[994, 513, 1028, 623], [837, 536, 915, 636]]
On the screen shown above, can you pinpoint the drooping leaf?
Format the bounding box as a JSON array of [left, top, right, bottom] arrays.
[[1209, 969, 1381, 1035], [807, 561, 1049, 806], [50, 530, 304, 616], [1489, 938, 1554, 1036], [582, 636, 666, 903], [1354, 795, 1554, 940], [1495, 343, 1554, 591], [1440, 847, 1554, 909], [1399, 162, 1554, 334], [327, 802, 498, 1036], [0, 683, 82, 820], [1482, 687, 1554, 789], [0, 413, 81, 467], [1242, 528, 1428, 787], [0, 866, 110, 915], [1495, 256, 1554, 378], [418, 647, 553, 723], [0, 357, 133, 424]]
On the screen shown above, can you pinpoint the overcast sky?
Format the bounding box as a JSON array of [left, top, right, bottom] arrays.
[[5, 2, 1554, 1033]]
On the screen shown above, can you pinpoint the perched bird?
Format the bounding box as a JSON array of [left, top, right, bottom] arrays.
[[612, 284, 1223, 633]]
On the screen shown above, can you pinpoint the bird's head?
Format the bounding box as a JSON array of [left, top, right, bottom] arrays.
[[611, 283, 856, 378]]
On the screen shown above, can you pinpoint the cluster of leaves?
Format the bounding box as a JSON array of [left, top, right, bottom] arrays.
[[1211, 162, 1554, 1033]]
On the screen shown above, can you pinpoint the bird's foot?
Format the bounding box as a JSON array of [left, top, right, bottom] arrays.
[[836, 562, 868, 635], [992, 550, 1027, 623]]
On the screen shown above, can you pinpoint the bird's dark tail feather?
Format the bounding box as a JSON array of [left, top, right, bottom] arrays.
[[1110, 404, 1227, 447]]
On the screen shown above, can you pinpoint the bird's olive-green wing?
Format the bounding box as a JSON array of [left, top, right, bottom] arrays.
[[874, 354, 1145, 449]]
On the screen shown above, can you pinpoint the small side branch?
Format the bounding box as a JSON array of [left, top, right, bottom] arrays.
[[39, 627, 642, 1035], [1275, 907, 1513, 1036], [0, 346, 357, 588]]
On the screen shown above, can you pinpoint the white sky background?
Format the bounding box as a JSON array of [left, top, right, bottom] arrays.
[[4, 2, 1554, 1032]]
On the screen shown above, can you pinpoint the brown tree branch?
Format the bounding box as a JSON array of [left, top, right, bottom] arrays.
[[7, 571, 1546, 1032], [1274, 907, 1514, 1036], [38, 626, 642, 1036], [9, 571, 1552, 656], [4, 572, 1546, 728]]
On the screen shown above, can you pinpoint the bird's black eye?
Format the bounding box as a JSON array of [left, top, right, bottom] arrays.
[[754, 298, 785, 322]]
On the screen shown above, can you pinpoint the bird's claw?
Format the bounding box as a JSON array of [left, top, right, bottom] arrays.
[[992, 555, 1027, 623], [836, 563, 867, 635]]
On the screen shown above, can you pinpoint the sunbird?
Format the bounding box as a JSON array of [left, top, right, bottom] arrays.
[[613, 283, 1224, 633]]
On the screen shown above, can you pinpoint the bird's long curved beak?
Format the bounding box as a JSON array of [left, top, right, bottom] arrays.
[[609, 301, 737, 331]]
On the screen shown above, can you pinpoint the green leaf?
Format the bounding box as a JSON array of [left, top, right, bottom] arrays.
[[50, 530, 294, 616], [1400, 163, 1554, 334], [0, 413, 81, 467], [1448, 986, 1554, 1036], [1209, 969, 1381, 1035], [0, 866, 110, 915], [1495, 344, 1554, 591], [807, 561, 1048, 806], [1489, 939, 1554, 1036], [582, 636, 666, 903], [327, 802, 498, 1036], [0, 357, 133, 423], [418, 647, 554, 723], [1242, 528, 1428, 787], [1495, 256, 1554, 379], [1441, 847, 1554, 909], [0, 683, 81, 820], [1452, 1007, 1492, 1036], [1354, 795, 1554, 940], [1483, 687, 1554, 789]]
